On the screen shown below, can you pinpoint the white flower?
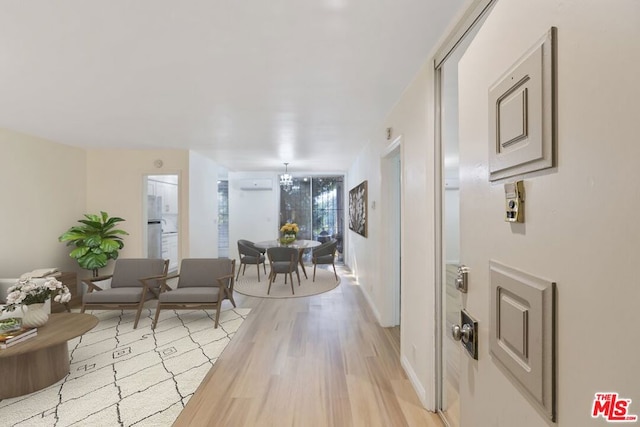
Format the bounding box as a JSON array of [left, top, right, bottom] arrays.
[[1, 277, 72, 313], [45, 278, 62, 290], [6, 290, 24, 304]]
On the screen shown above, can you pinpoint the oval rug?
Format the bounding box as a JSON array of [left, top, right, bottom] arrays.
[[234, 267, 340, 298]]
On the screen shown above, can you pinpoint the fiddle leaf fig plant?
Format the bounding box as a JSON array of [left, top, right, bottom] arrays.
[[59, 211, 129, 277]]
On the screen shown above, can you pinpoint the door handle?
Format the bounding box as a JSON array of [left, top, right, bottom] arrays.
[[451, 323, 473, 343]]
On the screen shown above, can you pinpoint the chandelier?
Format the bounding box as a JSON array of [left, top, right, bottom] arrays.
[[279, 162, 293, 192]]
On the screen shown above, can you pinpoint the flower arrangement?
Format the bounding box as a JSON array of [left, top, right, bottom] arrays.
[[279, 222, 299, 245], [2, 277, 71, 313], [280, 222, 299, 235]]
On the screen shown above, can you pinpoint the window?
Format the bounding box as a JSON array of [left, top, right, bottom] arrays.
[[217, 180, 229, 257], [280, 176, 344, 262]]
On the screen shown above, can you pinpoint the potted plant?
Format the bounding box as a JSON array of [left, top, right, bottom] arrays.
[[59, 211, 129, 277], [2, 277, 72, 327]]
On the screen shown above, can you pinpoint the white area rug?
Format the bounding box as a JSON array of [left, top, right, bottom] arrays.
[[235, 267, 340, 298], [0, 306, 250, 426]]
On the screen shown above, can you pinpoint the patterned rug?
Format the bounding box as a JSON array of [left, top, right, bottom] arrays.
[[234, 267, 340, 298], [0, 306, 250, 426]]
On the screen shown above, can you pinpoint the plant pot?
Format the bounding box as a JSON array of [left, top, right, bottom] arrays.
[[280, 234, 297, 245], [21, 303, 49, 328]]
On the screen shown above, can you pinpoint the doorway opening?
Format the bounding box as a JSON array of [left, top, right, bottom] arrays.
[[144, 174, 180, 273], [381, 139, 402, 328]]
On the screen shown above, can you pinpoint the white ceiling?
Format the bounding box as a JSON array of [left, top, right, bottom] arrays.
[[0, 0, 465, 173]]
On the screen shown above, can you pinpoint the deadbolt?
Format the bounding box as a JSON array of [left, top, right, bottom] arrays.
[[452, 309, 479, 360]]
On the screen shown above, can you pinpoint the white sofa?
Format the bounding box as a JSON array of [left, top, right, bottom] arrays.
[[0, 278, 51, 320]]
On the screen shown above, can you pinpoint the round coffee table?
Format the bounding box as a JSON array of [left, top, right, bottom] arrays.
[[0, 312, 99, 399]]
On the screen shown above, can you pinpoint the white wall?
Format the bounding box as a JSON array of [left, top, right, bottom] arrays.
[[0, 130, 86, 276], [86, 149, 189, 274], [457, 0, 640, 425], [188, 150, 219, 258], [347, 60, 438, 407], [228, 171, 279, 260], [347, 142, 381, 312]]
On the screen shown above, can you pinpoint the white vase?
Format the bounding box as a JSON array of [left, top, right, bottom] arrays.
[[21, 303, 49, 328]]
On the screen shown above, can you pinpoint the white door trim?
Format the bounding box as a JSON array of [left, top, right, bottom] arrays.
[[380, 135, 403, 326]]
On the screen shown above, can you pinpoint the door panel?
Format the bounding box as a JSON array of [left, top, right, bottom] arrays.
[[440, 57, 462, 426], [437, 7, 489, 425]]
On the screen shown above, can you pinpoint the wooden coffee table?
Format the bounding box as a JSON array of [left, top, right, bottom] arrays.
[[0, 313, 99, 399]]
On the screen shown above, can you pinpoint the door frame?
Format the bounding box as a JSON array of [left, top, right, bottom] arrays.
[[381, 135, 403, 326]]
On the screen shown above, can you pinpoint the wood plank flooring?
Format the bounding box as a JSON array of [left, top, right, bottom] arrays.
[[174, 266, 443, 427]]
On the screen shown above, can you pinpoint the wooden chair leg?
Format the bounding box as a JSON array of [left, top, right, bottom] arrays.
[[313, 264, 317, 282], [332, 263, 338, 280], [289, 272, 295, 294], [256, 263, 261, 282], [152, 304, 162, 329], [214, 301, 222, 328], [236, 264, 242, 280], [133, 299, 146, 329], [267, 273, 275, 294]]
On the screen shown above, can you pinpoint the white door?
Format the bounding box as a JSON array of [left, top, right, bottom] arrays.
[[436, 4, 490, 425], [438, 54, 463, 427]]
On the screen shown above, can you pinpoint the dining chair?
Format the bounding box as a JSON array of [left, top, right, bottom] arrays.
[[312, 239, 339, 281], [266, 247, 300, 295], [237, 239, 267, 282], [81, 258, 169, 329], [152, 258, 236, 329]]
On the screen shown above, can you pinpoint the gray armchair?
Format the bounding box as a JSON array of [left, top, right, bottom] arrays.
[[152, 258, 236, 329], [266, 247, 300, 295], [312, 239, 338, 281], [237, 239, 267, 282], [81, 258, 169, 328]]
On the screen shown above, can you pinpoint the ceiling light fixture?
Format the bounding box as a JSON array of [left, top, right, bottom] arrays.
[[280, 162, 293, 192]]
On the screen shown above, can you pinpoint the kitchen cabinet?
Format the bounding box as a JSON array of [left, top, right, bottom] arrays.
[[147, 177, 179, 215], [162, 233, 179, 272], [164, 184, 178, 214]]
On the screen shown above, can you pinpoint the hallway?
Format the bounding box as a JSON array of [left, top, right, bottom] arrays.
[[174, 266, 442, 426]]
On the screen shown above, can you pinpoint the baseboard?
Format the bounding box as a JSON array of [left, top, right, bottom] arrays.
[[401, 354, 430, 410], [359, 283, 383, 325]]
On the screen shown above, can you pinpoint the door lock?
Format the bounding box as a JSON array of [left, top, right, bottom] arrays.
[[455, 265, 469, 293], [451, 309, 479, 360]]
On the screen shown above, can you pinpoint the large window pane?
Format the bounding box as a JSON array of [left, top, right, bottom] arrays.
[[217, 180, 229, 257], [280, 176, 344, 262]]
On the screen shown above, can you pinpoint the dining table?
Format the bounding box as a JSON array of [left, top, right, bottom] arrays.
[[254, 239, 321, 279]]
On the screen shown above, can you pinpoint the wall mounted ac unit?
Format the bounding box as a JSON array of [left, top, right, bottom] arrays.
[[239, 179, 273, 191]]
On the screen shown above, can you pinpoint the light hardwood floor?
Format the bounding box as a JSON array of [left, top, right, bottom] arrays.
[[174, 265, 443, 427]]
